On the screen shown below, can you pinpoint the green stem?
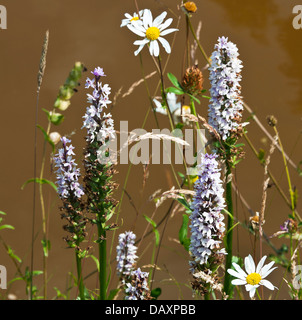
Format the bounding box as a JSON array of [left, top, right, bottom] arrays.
[[223, 162, 234, 298], [75, 252, 85, 300], [273, 126, 296, 218], [97, 216, 107, 300]]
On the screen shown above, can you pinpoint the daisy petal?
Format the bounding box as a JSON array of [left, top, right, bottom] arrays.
[[260, 279, 275, 291], [245, 254, 255, 274], [125, 13, 132, 19], [153, 40, 160, 57], [261, 265, 277, 279], [153, 11, 167, 27], [127, 24, 145, 37], [160, 28, 179, 36], [149, 40, 154, 56], [232, 262, 248, 278], [227, 268, 246, 280], [133, 39, 149, 46], [231, 279, 247, 286], [157, 36, 171, 54], [143, 9, 152, 29], [256, 255, 267, 274], [134, 44, 145, 56], [159, 18, 173, 31]]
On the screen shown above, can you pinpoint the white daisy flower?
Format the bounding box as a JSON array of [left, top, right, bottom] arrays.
[[127, 9, 178, 57], [120, 10, 145, 27], [227, 254, 277, 298]]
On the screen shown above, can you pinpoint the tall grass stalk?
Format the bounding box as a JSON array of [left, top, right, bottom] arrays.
[[31, 30, 49, 300]]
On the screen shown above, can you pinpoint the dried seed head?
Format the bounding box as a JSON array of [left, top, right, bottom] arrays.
[[182, 65, 203, 96], [267, 115, 278, 127], [183, 1, 197, 13]]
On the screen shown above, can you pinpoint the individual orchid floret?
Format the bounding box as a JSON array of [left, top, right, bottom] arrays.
[[116, 231, 138, 278], [189, 153, 226, 272], [208, 36, 248, 141], [227, 254, 277, 298], [120, 10, 145, 27], [54, 136, 84, 199], [127, 9, 178, 57], [125, 268, 151, 300]]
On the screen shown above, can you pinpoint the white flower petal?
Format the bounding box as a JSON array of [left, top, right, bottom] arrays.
[[245, 254, 255, 274], [231, 279, 247, 286], [159, 17, 173, 31], [134, 44, 145, 56], [227, 268, 246, 281], [133, 39, 149, 46], [260, 279, 275, 290], [125, 13, 132, 19], [143, 9, 152, 29], [232, 262, 248, 278], [153, 11, 167, 27], [152, 40, 160, 57], [127, 24, 145, 37], [160, 28, 178, 36], [261, 265, 277, 279], [157, 36, 171, 54], [149, 40, 154, 56], [256, 255, 267, 274]]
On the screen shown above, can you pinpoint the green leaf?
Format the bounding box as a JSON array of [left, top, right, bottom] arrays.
[[177, 198, 191, 212], [166, 86, 184, 95], [42, 109, 65, 126], [144, 215, 160, 247], [179, 214, 190, 251], [188, 94, 200, 104], [167, 72, 183, 90], [88, 254, 100, 272], [21, 178, 58, 192], [107, 288, 120, 301], [151, 287, 162, 299], [0, 211, 6, 215], [37, 125, 55, 152], [41, 239, 51, 257], [0, 224, 14, 231]]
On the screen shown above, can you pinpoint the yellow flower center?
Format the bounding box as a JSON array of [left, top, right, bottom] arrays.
[[146, 27, 160, 41], [182, 105, 191, 112], [246, 273, 262, 285], [131, 16, 139, 22]]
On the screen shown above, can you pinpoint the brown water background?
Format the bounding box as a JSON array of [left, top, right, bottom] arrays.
[[0, 0, 302, 300]]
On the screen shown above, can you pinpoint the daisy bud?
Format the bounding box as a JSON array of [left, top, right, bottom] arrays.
[[49, 132, 61, 145]]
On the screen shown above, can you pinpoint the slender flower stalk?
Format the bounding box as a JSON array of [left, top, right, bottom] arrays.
[[189, 153, 226, 297], [82, 67, 118, 300], [207, 37, 248, 298], [54, 136, 86, 300]]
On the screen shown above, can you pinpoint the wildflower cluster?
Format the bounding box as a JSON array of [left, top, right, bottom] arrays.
[[116, 231, 151, 300], [208, 36, 247, 155], [54, 137, 87, 252], [189, 153, 226, 294], [116, 231, 138, 278], [125, 268, 152, 300]]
